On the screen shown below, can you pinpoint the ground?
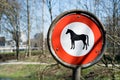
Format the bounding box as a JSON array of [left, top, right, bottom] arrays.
[[0, 52, 120, 80]]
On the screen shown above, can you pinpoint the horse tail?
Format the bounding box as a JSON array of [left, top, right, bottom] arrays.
[[86, 35, 89, 46]]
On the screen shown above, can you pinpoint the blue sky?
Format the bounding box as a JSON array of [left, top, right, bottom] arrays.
[[28, 0, 93, 38], [1, 0, 119, 41]]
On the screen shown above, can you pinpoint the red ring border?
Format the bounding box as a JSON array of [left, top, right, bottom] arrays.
[[51, 14, 103, 65]]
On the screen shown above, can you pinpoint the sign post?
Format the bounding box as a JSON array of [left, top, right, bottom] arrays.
[[72, 67, 81, 80], [47, 10, 106, 80]]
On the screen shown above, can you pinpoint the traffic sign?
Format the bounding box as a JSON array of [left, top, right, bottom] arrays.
[[47, 10, 106, 68]]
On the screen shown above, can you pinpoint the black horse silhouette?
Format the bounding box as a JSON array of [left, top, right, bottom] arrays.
[[66, 29, 89, 50]]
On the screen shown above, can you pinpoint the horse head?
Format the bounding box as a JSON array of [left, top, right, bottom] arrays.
[[66, 29, 71, 34]]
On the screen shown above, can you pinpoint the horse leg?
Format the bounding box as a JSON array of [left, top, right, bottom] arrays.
[[85, 43, 87, 50], [71, 40, 75, 49], [83, 44, 85, 50], [84, 43, 88, 50], [83, 41, 87, 50], [73, 41, 75, 49]]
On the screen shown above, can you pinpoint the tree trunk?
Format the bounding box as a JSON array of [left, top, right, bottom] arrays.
[[27, 0, 31, 57], [42, 0, 45, 54], [16, 32, 19, 60]]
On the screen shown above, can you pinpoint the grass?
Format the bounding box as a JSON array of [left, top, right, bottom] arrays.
[[0, 51, 120, 80], [0, 64, 72, 80], [0, 63, 120, 80], [0, 65, 29, 76], [0, 64, 41, 80], [0, 50, 45, 62], [82, 64, 120, 80]]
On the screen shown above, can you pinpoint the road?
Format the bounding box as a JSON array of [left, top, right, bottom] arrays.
[[0, 60, 54, 65], [0, 60, 120, 67]]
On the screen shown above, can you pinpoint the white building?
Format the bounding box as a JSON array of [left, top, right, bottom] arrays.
[[0, 32, 27, 53]]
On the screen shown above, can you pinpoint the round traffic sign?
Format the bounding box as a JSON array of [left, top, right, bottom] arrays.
[[47, 10, 106, 68]]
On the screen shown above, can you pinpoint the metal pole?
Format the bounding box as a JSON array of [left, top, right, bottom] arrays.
[[72, 67, 81, 80]]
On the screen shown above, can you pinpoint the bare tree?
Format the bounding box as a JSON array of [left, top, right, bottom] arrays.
[[0, 0, 20, 60], [46, 0, 53, 23], [41, 0, 45, 54], [102, 0, 120, 67]]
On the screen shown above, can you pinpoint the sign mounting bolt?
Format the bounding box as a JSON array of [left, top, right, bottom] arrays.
[[56, 48, 59, 51]]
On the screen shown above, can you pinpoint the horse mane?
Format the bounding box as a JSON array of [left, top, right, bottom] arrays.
[[68, 29, 76, 35], [68, 29, 74, 33]]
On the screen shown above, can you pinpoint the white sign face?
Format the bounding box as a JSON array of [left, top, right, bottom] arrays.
[[60, 22, 94, 56]]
